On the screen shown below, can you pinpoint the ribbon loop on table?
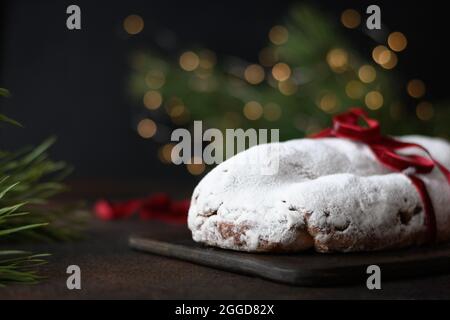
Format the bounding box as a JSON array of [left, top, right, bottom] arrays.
[[93, 193, 189, 223], [312, 107, 450, 242]]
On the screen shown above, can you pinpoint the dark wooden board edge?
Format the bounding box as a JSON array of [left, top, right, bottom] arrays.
[[128, 235, 450, 286]]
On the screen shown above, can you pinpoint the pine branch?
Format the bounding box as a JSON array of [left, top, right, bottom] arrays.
[[0, 87, 81, 286]]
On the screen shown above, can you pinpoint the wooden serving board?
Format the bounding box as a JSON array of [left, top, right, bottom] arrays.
[[129, 233, 450, 286]]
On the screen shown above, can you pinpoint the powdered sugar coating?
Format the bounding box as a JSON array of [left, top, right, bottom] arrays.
[[188, 136, 450, 252]]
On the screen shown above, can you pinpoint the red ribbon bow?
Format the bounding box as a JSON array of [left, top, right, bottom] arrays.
[[312, 108, 450, 242], [94, 193, 190, 224]]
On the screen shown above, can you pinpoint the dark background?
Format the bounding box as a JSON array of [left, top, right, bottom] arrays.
[[0, 0, 448, 182]]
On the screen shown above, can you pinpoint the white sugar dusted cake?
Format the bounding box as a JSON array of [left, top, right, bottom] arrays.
[[187, 136, 450, 252]]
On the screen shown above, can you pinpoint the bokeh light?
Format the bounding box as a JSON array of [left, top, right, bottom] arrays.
[[416, 101, 434, 120], [168, 104, 190, 125], [145, 70, 165, 89], [187, 159, 206, 175], [278, 79, 298, 95], [143, 90, 162, 110], [263, 103, 282, 121], [244, 64, 265, 84], [243, 101, 263, 120], [179, 51, 200, 71], [358, 65, 376, 83], [345, 80, 365, 99], [407, 79, 426, 98], [158, 143, 175, 164], [318, 93, 337, 113], [268, 26, 289, 45], [123, 14, 144, 35], [272, 63, 291, 81], [388, 32, 407, 52], [372, 46, 391, 64], [137, 118, 157, 138], [341, 9, 361, 29], [365, 91, 383, 110], [326, 48, 348, 73], [380, 51, 397, 69]]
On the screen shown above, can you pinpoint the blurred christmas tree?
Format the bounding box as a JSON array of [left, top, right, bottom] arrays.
[[128, 5, 450, 175]]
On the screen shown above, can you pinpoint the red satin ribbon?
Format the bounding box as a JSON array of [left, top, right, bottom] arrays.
[[312, 108, 450, 242], [94, 193, 189, 224]]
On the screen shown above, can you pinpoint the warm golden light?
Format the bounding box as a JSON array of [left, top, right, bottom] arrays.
[[365, 91, 383, 110], [243, 101, 263, 120], [194, 68, 212, 80], [326, 48, 348, 73], [272, 63, 291, 81], [372, 45, 391, 64], [341, 9, 361, 29], [358, 65, 376, 83], [278, 79, 297, 96], [380, 51, 397, 69], [166, 96, 183, 110], [377, 49, 392, 65], [388, 32, 407, 52], [263, 103, 282, 121], [123, 14, 144, 35], [407, 79, 426, 98], [145, 70, 165, 89], [416, 101, 434, 121], [168, 104, 185, 118], [137, 119, 157, 138], [259, 47, 278, 67], [187, 160, 206, 175], [244, 64, 265, 84], [179, 51, 200, 71], [345, 80, 365, 99], [158, 143, 175, 164], [319, 93, 337, 112], [143, 90, 162, 110], [268, 25, 289, 45], [168, 103, 190, 125]]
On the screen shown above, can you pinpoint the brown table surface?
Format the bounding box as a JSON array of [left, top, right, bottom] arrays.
[[2, 215, 450, 300]]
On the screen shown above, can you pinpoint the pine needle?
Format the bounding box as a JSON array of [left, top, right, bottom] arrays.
[[1, 88, 81, 286]]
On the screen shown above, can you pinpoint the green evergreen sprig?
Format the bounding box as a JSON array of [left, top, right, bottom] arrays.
[[0, 87, 80, 286]]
